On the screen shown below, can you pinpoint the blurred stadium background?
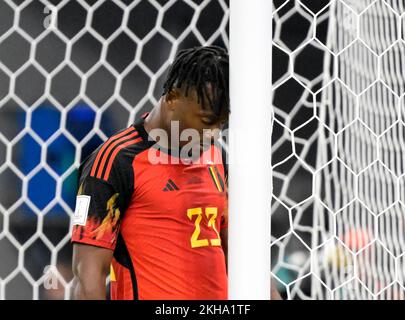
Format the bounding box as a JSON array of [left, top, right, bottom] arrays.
[[1, 0, 405, 300]]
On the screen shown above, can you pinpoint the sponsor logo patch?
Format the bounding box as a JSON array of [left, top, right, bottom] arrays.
[[73, 195, 91, 226]]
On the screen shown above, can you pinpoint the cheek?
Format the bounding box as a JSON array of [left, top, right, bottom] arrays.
[[167, 110, 185, 131], [179, 121, 202, 139], [176, 115, 198, 132], [168, 116, 195, 141], [178, 119, 206, 142]]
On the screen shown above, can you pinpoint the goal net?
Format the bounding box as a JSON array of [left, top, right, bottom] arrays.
[[0, 0, 403, 300], [0, 0, 229, 300], [271, 0, 405, 299]]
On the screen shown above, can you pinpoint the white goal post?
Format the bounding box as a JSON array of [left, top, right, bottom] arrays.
[[0, 0, 404, 300], [228, 0, 273, 300]]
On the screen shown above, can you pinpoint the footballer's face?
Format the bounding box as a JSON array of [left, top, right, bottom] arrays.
[[163, 87, 228, 149]]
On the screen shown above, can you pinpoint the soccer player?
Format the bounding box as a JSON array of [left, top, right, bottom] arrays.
[[71, 45, 281, 300]]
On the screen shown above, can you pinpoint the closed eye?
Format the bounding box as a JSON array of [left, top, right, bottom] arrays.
[[202, 117, 217, 125]]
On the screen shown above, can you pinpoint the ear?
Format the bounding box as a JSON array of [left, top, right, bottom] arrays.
[[164, 89, 181, 108]]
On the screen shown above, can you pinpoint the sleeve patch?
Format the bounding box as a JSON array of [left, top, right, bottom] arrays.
[[73, 195, 91, 226]]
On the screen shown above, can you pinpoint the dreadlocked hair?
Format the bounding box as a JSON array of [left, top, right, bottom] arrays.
[[162, 45, 229, 117]]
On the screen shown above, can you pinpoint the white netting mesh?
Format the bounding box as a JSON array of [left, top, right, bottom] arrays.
[[271, 0, 405, 300], [0, 0, 229, 299], [0, 0, 404, 300]]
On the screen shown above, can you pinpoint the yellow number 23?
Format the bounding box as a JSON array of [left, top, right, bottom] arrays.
[[187, 207, 221, 248]]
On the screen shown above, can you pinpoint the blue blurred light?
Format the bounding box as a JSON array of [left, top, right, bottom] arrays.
[[24, 103, 96, 215], [17, 134, 41, 175], [46, 135, 75, 176], [66, 104, 96, 141], [31, 104, 61, 141], [28, 169, 56, 210]]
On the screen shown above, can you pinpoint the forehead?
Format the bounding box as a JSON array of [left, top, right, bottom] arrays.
[[179, 87, 211, 112], [180, 85, 227, 118]]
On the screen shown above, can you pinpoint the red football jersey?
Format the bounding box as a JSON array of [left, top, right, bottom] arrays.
[[71, 115, 228, 300]]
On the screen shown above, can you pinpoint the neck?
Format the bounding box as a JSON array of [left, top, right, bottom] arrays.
[[143, 105, 161, 133], [143, 102, 170, 149]]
